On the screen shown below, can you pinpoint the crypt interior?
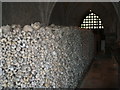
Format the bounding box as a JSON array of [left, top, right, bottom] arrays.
[[0, 2, 120, 88]]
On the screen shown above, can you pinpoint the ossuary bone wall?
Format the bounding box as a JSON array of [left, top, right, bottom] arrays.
[[0, 23, 94, 88]]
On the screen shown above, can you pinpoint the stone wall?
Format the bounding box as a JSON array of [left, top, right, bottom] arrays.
[[0, 24, 94, 88]]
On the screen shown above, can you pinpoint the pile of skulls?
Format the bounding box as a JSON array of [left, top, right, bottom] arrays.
[[0, 22, 94, 89]]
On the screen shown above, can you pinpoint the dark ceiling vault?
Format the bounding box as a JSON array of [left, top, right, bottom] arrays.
[[2, 2, 117, 25], [50, 2, 117, 29], [2, 2, 119, 34]]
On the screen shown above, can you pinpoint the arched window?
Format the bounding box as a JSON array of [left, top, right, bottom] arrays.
[[81, 10, 104, 29]]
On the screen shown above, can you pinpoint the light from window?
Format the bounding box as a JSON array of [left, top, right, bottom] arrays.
[[81, 10, 104, 29]]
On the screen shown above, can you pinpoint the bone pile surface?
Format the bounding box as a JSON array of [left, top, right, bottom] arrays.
[[0, 23, 94, 88]]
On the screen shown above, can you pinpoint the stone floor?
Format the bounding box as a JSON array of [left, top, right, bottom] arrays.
[[77, 52, 119, 88]]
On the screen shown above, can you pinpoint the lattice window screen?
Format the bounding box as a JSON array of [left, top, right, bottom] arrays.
[[81, 10, 104, 29]]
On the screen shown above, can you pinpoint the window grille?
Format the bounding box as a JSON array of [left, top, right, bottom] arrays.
[[81, 10, 104, 29]]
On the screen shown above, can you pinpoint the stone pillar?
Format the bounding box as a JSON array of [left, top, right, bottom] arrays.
[[112, 2, 120, 41]]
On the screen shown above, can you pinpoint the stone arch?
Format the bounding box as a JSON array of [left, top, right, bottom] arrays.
[[50, 2, 118, 53], [50, 2, 117, 32]]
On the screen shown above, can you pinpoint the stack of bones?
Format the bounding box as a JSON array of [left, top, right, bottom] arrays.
[[0, 22, 94, 88]]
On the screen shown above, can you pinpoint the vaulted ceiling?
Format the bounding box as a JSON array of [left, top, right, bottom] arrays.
[[2, 2, 118, 34], [50, 2, 118, 33]]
